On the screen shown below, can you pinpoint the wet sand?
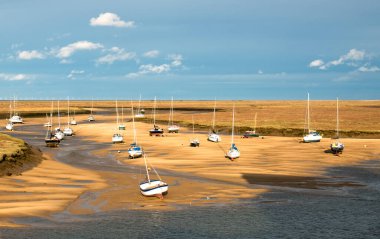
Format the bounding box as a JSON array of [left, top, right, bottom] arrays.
[[0, 113, 379, 227]]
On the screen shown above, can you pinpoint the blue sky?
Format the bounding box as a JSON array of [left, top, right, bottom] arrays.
[[0, 0, 379, 100]]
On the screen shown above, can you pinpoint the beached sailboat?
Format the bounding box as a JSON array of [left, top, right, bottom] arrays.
[[45, 101, 60, 147], [167, 97, 180, 133], [135, 94, 145, 118], [330, 98, 344, 154], [9, 96, 23, 124], [190, 116, 200, 147], [207, 100, 221, 142], [243, 112, 260, 138], [303, 93, 322, 143], [63, 97, 74, 136], [88, 98, 95, 122], [226, 104, 240, 160], [54, 101, 65, 140], [149, 97, 164, 136], [5, 101, 14, 131], [112, 100, 124, 143], [128, 102, 144, 159], [44, 113, 52, 127], [139, 154, 168, 198]]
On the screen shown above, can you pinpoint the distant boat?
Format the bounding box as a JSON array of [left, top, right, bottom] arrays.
[[45, 101, 60, 147], [226, 104, 240, 160], [128, 101, 144, 159], [303, 93, 322, 143], [9, 96, 23, 124], [5, 101, 14, 131], [70, 109, 77, 125], [190, 116, 200, 147], [44, 113, 52, 127], [118, 105, 126, 130], [168, 96, 180, 133], [112, 100, 123, 143], [243, 112, 260, 138], [63, 97, 74, 136], [207, 99, 221, 142], [54, 100, 65, 140], [330, 97, 344, 154], [149, 97, 164, 136], [88, 98, 95, 122], [135, 94, 145, 118], [139, 154, 168, 198]]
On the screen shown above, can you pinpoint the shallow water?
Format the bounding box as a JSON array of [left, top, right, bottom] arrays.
[[2, 123, 380, 238]]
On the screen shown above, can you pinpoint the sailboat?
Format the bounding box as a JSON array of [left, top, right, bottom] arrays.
[[54, 100, 65, 140], [243, 112, 260, 138], [139, 154, 168, 198], [88, 98, 95, 122], [5, 101, 14, 131], [112, 100, 124, 143], [44, 113, 52, 127], [190, 116, 200, 147], [118, 105, 126, 130], [149, 97, 164, 136], [45, 101, 60, 147], [135, 94, 145, 118], [226, 104, 240, 160], [167, 96, 180, 133], [207, 99, 221, 142], [9, 96, 23, 124], [330, 98, 344, 154], [128, 101, 144, 159], [303, 93, 322, 143], [70, 99, 77, 125], [63, 97, 74, 136]]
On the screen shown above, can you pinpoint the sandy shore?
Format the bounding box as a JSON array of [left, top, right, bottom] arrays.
[[0, 113, 379, 227]]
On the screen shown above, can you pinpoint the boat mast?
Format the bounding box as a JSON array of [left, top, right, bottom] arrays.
[[131, 101, 137, 143], [336, 97, 339, 138], [212, 99, 216, 129], [307, 93, 310, 133], [115, 100, 119, 130], [137, 94, 141, 114], [192, 115, 195, 137], [67, 97, 70, 126], [91, 98, 93, 115], [57, 100, 61, 128], [153, 96, 157, 126], [143, 155, 150, 183], [231, 104, 235, 146], [254, 112, 257, 132]]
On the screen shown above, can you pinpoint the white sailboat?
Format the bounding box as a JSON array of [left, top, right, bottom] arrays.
[[44, 113, 52, 127], [63, 97, 74, 136], [149, 97, 164, 136], [9, 96, 23, 124], [112, 100, 124, 143], [207, 99, 221, 142], [70, 99, 77, 125], [167, 96, 180, 133], [226, 104, 240, 160], [135, 94, 145, 118], [5, 101, 14, 131], [88, 98, 95, 122], [243, 112, 260, 138], [54, 101, 65, 140], [303, 93, 322, 143], [190, 116, 200, 147], [330, 97, 344, 154], [128, 101, 144, 159], [45, 101, 60, 147], [139, 154, 168, 198]]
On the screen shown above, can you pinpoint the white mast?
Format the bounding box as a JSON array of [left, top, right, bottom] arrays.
[[138, 94, 141, 114], [91, 98, 93, 115], [57, 100, 61, 128], [212, 99, 216, 129], [143, 154, 150, 183], [67, 97, 70, 126], [254, 112, 257, 132], [153, 96, 157, 125], [231, 104, 235, 146], [307, 92, 310, 133], [336, 97, 339, 138], [115, 100, 119, 130], [131, 101, 137, 143]]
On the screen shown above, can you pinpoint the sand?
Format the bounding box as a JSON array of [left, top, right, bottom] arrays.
[[0, 113, 379, 227]]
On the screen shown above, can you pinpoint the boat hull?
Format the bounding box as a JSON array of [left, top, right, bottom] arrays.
[[168, 125, 179, 133], [63, 128, 73, 136], [45, 139, 60, 147], [303, 132, 322, 143], [331, 143, 344, 154], [190, 139, 200, 147], [10, 116, 23, 124], [208, 133, 221, 142], [140, 180, 168, 197], [243, 131, 259, 138], [149, 129, 164, 136], [226, 149, 240, 160], [5, 123, 13, 131]]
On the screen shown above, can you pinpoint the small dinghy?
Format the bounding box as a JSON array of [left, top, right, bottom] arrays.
[[226, 104, 240, 160], [149, 97, 164, 136], [128, 102, 143, 158], [207, 100, 221, 142], [5, 121, 14, 131], [190, 116, 200, 147], [330, 98, 344, 155], [139, 154, 168, 199], [167, 97, 180, 133], [303, 93, 322, 143]]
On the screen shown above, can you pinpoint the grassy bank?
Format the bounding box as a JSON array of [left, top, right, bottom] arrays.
[[0, 133, 42, 177]]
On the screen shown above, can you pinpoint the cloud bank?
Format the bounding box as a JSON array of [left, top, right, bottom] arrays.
[[90, 12, 135, 28]]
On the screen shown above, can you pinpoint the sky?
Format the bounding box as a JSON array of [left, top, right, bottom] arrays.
[[0, 0, 379, 100]]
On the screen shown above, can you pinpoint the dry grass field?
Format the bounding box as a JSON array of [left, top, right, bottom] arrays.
[[1, 100, 379, 137]]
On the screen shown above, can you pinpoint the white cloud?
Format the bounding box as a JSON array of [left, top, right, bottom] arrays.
[[258, 70, 263, 74], [168, 54, 183, 67], [90, 12, 135, 28], [0, 73, 33, 81], [309, 59, 324, 68], [67, 70, 85, 79], [57, 41, 103, 58], [97, 47, 136, 64], [143, 50, 160, 58], [358, 65, 380, 72], [139, 64, 171, 74], [18, 50, 45, 60]]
